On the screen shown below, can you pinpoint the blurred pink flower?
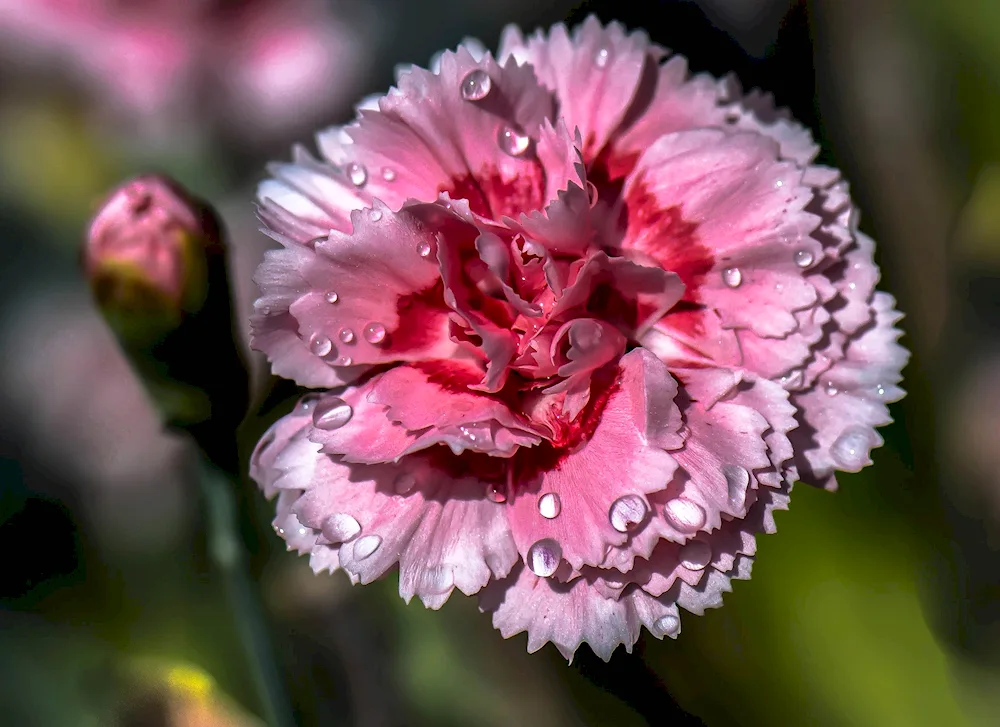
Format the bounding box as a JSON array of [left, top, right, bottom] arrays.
[[249, 17, 908, 659], [0, 0, 370, 141]]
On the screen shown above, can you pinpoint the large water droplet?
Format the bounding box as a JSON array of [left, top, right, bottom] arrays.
[[460, 69, 492, 101], [538, 493, 561, 519], [679, 540, 712, 571], [338, 327, 355, 344], [313, 397, 353, 430], [353, 534, 382, 560], [368, 209, 383, 222], [830, 425, 873, 470], [346, 162, 368, 187], [324, 290, 339, 304], [497, 124, 530, 156], [381, 167, 396, 182], [664, 497, 706, 532], [323, 513, 361, 542], [309, 333, 333, 357], [333, 355, 353, 366], [722, 267, 742, 288], [486, 483, 507, 503], [723, 465, 750, 510], [794, 249, 814, 268], [609, 494, 648, 532], [394, 472, 416, 495], [363, 322, 386, 344], [528, 539, 561, 577], [654, 614, 681, 638], [594, 47, 610, 67], [416, 240, 434, 258]]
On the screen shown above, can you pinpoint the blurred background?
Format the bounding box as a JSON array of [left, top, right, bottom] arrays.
[[1, 0, 998, 724]]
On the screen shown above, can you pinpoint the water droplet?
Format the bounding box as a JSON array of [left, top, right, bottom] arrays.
[[312, 397, 353, 430], [594, 47, 610, 67], [875, 384, 886, 397], [723, 465, 750, 510], [538, 493, 561, 519], [486, 483, 507, 503], [460, 69, 492, 101], [497, 124, 530, 156], [324, 290, 339, 304], [353, 534, 382, 560], [363, 322, 386, 344], [323, 513, 361, 542], [309, 333, 333, 357], [338, 327, 355, 344], [775, 179, 784, 188], [663, 498, 706, 532], [394, 472, 416, 495], [824, 381, 839, 397], [794, 249, 814, 268], [609, 494, 648, 533], [779, 369, 803, 388], [528, 538, 561, 577], [381, 167, 396, 182], [368, 209, 383, 222], [830, 425, 873, 470], [416, 240, 434, 258], [722, 267, 742, 288], [297, 394, 321, 413], [654, 614, 681, 637], [346, 162, 368, 187], [679, 541, 712, 571], [333, 355, 353, 366], [848, 282, 857, 291]]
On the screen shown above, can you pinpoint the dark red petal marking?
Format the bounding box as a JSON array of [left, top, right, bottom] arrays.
[[441, 164, 545, 221], [384, 279, 451, 354]]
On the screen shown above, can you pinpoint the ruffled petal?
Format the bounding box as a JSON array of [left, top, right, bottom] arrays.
[[789, 293, 908, 489], [506, 349, 682, 570]]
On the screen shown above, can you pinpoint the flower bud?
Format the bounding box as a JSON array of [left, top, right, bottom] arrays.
[[85, 175, 222, 343], [84, 175, 247, 462]]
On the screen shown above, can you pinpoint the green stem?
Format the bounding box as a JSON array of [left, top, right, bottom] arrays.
[[200, 459, 295, 727]]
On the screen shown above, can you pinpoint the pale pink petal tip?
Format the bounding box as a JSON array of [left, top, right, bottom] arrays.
[[248, 15, 907, 660]]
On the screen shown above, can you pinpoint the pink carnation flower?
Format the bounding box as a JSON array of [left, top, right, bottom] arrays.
[[249, 17, 908, 659]]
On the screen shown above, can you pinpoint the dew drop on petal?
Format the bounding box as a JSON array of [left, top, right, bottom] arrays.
[[830, 425, 873, 470], [794, 249, 814, 268], [679, 540, 712, 571], [323, 513, 361, 542], [594, 47, 610, 67], [723, 465, 750, 510], [309, 333, 333, 357], [297, 394, 321, 413], [654, 614, 681, 638], [538, 493, 561, 519], [353, 534, 382, 560], [338, 327, 355, 344], [324, 290, 339, 304], [333, 355, 353, 366], [363, 322, 386, 344], [368, 209, 383, 222], [394, 472, 416, 495], [381, 167, 396, 182], [416, 240, 434, 258], [460, 69, 492, 101], [824, 381, 839, 396], [312, 397, 353, 430], [722, 267, 742, 288], [875, 384, 886, 397], [346, 162, 368, 187], [663, 497, 706, 532], [528, 538, 561, 577], [486, 483, 507, 503], [609, 494, 648, 532], [497, 124, 530, 157]]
